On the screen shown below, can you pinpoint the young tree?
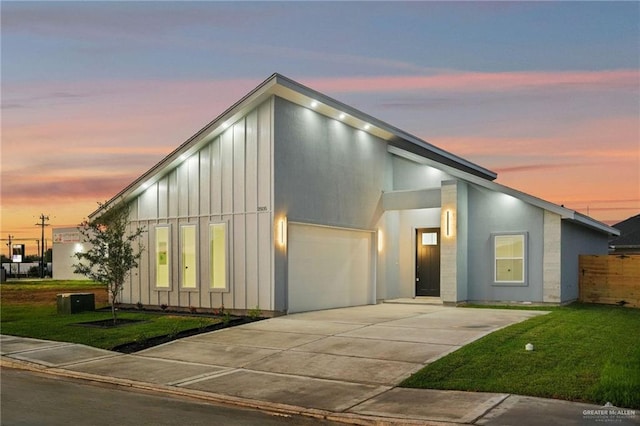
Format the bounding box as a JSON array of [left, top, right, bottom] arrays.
[[73, 202, 145, 324]]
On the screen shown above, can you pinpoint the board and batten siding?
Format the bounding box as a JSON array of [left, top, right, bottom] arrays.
[[125, 100, 274, 311]]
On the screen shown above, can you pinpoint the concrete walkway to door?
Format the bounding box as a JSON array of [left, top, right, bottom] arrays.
[[4, 304, 617, 425]]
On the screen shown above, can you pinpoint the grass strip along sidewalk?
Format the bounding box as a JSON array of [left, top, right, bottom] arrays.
[[3, 281, 638, 408], [1, 280, 223, 351], [401, 303, 640, 409]]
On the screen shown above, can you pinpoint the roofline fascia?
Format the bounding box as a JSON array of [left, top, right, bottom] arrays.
[[273, 74, 497, 181], [91, 73, 497, 218], [388, 145, 619, 236], [89, 73, 281, 218]]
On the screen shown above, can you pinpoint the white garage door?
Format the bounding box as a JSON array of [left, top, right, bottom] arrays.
[[287, 223, 374, 313]]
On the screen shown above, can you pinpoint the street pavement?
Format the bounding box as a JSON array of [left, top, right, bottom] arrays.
[[2, 303, 637, 425], [2, 368, 341, 426]]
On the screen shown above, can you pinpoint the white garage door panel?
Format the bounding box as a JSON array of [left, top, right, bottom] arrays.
[[288, 224, 374, 313]]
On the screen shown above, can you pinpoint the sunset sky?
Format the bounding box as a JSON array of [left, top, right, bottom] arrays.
[[2, 1, 639, 256]]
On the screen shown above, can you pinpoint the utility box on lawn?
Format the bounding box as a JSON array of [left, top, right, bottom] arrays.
[[57, 293, 95, 314]]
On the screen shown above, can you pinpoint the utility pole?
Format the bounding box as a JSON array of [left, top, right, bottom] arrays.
[[6, 234, 14, 261], [35, 215, 50, 278], [3, 235, 14, 279], [36, 239, 40, 269]]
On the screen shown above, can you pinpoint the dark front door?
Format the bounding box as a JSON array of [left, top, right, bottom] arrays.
[[416, 228, 441, 297]]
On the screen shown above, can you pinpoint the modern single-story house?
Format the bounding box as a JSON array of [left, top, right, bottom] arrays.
[[91, 73, 618, 314]]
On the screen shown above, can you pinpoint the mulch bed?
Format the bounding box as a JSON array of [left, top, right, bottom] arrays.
[[111, 317, 255, 354], [74, 318, 148, 328], [1, 286, 264, 354]]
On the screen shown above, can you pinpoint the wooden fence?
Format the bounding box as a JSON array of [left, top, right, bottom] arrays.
[[579, 255, 640, 308]]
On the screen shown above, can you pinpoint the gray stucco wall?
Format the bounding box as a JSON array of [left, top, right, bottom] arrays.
[[466, 184, 545, 302], [273, 97, 390, 310], [274, 97, 390, 228], [560, 220, 609, 302], [392, 156, 452, 191]]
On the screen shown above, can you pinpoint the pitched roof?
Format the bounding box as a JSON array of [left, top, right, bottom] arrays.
[[91, 73, 496, 217], [90, 73, 618, 236], [388, 146, 617, 235], [610, 214, 640, 247]]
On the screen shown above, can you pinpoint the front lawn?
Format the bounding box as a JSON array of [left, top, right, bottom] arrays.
[[400, 303, 640, 409], [1, 280, 222, 351]]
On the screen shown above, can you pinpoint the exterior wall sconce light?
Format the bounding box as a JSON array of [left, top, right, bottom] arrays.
[[278, 217, 287, 247], [445, 210, 452, 237]]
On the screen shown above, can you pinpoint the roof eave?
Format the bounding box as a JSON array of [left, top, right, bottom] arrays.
[[565, 213, 620, 236], [273, 74, 497, 181], [90, 74, 282, 218], [89, 73, 499, 218]]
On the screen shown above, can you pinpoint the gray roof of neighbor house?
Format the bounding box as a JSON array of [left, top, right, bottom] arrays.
[[610, 214, 640, 248], [90, 73, 619, 236]]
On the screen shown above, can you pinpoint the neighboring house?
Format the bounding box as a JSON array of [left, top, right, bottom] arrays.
[[609, 214, 640, 254], [91, 73, 618, 314], [52, 227, 91, 280]]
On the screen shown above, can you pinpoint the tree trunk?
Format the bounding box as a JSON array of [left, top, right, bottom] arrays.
[[110, 286, 117, 325]]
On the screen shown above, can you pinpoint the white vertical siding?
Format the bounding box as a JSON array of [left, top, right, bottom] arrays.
[[258, 103, 271, 210], [124, 100, 274, 311], [168, 172, 178, 217], [245, 213, 259, 309], [221, 214, 234, 309], [233, 217, 246, 308], [210, 138, 222, 214], [138, 183, 157, 219], [221, 129, 233, 214], [245, 111, 258, 212], [158, 177, 169, 218], [199, 145, 211, 216], [233, 120, 246, 213], [258, 212, 272, 309], [188, 155, 199, 216], [177, 163, 189, 217]]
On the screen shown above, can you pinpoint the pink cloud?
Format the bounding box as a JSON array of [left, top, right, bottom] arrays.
[[2, 72, 638, 235], [431, 115, 639, 159], [305, 70, 638, 93], [1, 174, 135, 205], [427, 113, 639, 224]]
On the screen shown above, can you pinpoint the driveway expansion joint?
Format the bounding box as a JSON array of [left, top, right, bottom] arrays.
[[1, 307, 576, 426]]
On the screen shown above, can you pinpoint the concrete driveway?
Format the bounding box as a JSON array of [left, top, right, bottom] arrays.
[[83, 303, 541, 414], [1, 304, 556, 423]]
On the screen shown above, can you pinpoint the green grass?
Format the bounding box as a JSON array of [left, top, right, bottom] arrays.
[[1, 280, 221, 350], [1, 304, 221, 350], [1, 279, 100, 290], [400, 303, 640, 409]]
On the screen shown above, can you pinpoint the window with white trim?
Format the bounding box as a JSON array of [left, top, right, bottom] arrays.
[[155, 226, 170, 289], [181, 224, 197, 289], [494, 234, 526, 283], [209, 223, 227, 290]]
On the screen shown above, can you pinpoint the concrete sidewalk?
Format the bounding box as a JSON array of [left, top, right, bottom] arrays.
[[2, 304, 637, 425]]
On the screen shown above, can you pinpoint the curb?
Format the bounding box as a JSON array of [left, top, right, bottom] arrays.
[[1, 357, 452, 426]]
